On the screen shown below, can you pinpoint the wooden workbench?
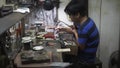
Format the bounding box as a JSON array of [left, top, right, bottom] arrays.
[[14, 40, 64, 68]]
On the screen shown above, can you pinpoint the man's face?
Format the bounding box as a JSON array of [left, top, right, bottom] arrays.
[[68, 14, 80, 23]]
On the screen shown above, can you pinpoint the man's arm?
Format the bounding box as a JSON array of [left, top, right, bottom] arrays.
[[72, 29, 85, 50], [59, 27, 73, 33]]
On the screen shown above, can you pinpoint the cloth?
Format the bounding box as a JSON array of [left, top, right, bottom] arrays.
[[74, 17, 99, 63]]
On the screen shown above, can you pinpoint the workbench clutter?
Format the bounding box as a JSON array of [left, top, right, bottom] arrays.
[[0, 6, 13, 17], [22, 37, 32, 50], [20, 49, 50, 64], [18, 40, 64, 65]]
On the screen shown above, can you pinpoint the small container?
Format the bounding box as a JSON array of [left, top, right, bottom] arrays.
[[23, 40, 32, 50]]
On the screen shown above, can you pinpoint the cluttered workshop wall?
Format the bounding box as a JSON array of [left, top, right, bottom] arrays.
[[28, 0, 58, 32]]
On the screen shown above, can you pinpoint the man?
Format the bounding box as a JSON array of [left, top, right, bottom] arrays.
[[60, 0, 100, 68]]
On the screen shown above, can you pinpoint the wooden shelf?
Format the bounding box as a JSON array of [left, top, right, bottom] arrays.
[[0, 12, 28, 35]]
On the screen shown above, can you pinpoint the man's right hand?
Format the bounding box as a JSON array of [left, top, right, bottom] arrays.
[[58, 27, 73, 34]]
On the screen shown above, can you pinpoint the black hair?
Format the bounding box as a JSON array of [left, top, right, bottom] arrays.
[[64, 0, 87, 17]]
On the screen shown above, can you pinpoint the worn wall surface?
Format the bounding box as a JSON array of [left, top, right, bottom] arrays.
[[89, 0, 120, 68], [58, 0, 73, 25], [0, 0, 5, 7]]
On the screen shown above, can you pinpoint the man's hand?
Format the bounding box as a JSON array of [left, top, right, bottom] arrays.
[[72, 28, 77, 35], [59, 27, 73, 33]]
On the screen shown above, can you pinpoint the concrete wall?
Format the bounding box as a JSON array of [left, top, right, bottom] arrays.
[[89, 0, 120, 68], [58, 0, 73, 25], [100, 0, 120, 68], [0, 0, 5, 7]]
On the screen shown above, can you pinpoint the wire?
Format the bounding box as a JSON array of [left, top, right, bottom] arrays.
[[57, 20, 71, 28]]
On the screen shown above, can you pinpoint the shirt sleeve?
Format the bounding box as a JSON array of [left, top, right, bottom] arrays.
[[78, 33, 88, 45]]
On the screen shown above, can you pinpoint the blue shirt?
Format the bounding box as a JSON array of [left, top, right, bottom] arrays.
[[74, 17, 99, 63]]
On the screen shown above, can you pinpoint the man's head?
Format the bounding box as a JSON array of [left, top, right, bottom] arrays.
[[64, 0, 87, 22]]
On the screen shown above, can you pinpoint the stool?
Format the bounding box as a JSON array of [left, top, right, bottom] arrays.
[[94, 57, 102, 68], [84, 58, 102, 68]]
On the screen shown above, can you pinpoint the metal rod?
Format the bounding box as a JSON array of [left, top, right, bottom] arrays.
[[58, 20, 71, 27]]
